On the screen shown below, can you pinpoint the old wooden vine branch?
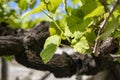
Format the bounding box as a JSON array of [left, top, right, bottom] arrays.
[[93, 0, 120, 56], [0, 22, 120, 78]]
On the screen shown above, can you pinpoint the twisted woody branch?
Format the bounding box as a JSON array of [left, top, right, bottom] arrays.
[[0, 22, 120, 78]]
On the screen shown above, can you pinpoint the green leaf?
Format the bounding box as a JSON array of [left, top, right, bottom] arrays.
[[64, 26, 73, 37], [67, 16, 82, 32], [85, 30, 96, 43], [44, 35, 61, 48], [71, 8, 84, 19], [100, 17, 120, 40], [49, 18, 66, 36], [73, 37, 89, 53], [40, 44, 57, 63], [21, 1, 46, 19], [84, 6, 104, 19], [67, 16, 92, 33], [73, 31, 84, 39], [40, 35, 61, 63], [18, 0, 28, 11], [44, 0, 62, 13], [81, 0, 97, 15], [49, 22, 61, 35]]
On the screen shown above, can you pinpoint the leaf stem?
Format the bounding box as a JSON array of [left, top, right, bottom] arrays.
[[43, 0, 50, 11], [43, 11, 63, 33], [93, 0, 119, 56], [63, 0, 70, 16]]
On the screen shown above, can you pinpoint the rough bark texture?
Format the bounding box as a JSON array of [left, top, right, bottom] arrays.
[[0, 22, 120, 79]]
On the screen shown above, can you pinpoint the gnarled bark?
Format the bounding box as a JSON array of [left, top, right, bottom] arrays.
[[0, 22, 120, 79]]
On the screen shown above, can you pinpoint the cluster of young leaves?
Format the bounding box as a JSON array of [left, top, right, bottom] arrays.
[[0, 1, 20, 28], [0, 0, 43, 29], [21, 0, 120, 63], [40, 0, 103, 63]]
